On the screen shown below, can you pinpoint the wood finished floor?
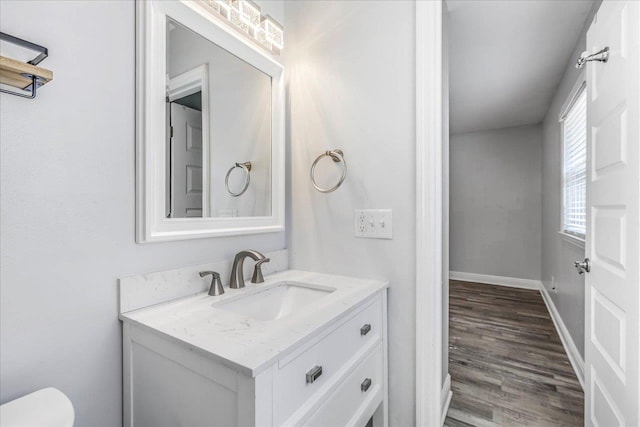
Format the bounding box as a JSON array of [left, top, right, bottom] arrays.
[[444, 280, 584, 427]]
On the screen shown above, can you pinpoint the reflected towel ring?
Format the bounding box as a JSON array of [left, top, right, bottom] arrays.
[[225, 162, 252, 197], [310, 149, 347, 193]]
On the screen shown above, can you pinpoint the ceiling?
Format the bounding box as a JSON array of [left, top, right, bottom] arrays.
[[447, 0, 596, 134]]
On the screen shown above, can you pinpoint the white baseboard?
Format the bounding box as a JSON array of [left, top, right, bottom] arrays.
[[539, 284, 585, 390], [440, 373, 452, 426], [449, 271, 542, 290]]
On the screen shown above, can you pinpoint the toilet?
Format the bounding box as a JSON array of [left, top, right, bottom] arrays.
[[0, 388, 74, 427]]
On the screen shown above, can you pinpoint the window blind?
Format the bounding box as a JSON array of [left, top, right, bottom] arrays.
[[562, 87, 587, 238]]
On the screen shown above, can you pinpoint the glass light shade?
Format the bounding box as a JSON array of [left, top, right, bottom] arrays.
[[255, 27, 272, 50], [262, 15, 284, 50], [238, 0, 262, 30], [214, 0, 232, 18], [204, 0, 221, 14], [227, 2, 250, 33]]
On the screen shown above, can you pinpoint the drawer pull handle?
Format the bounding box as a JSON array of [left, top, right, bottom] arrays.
[[360, 324, 372, 336], [361, 378, 372, 392], [306, 365, 323, 384]]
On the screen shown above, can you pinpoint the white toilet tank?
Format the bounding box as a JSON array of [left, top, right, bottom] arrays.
[[0, 387, 74, 427]]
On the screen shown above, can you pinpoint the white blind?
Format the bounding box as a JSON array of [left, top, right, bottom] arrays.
[[562, 87, 587, 238]]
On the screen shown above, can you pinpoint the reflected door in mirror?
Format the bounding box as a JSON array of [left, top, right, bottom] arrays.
[[169, 102, 204, 218]]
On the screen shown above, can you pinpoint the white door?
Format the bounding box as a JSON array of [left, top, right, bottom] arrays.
[[584, 1, 639, 426], [170, 103, 204, 218]]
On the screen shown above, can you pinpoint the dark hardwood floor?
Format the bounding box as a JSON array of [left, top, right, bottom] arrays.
[[444, 280, 584, 427]]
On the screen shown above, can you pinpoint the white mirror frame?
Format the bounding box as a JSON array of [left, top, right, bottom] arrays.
[[136, 0, 285, 243]]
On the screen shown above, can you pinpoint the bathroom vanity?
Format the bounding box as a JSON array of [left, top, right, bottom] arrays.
[[120, 268, 388, 427]]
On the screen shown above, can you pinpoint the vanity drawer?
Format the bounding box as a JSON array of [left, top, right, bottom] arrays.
[[303, 343, 383, 427], [273, 294, 382, 426]]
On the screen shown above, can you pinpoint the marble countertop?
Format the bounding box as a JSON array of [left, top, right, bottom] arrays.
[[120, 270, 388, 377]]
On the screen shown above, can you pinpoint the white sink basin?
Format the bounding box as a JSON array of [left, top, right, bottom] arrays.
[[215, 282, 335, 321]]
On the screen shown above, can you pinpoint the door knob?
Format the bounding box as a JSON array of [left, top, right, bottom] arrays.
[[574, 258, 591, 275], [576, 46, 609, 69]]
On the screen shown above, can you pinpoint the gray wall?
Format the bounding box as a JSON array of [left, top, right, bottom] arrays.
[[450, 125, 542, 280], [540, 2, 601, 358], [0, 1, 284, 426], [284, 1, 416, 425]]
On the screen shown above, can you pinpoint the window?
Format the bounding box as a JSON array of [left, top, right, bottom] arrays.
[[561, 84, 587, 239]]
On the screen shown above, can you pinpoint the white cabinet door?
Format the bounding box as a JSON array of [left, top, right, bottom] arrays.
[[584, 1, 639, 426]]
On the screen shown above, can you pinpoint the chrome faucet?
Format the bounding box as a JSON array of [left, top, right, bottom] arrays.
[[229, 250, 270, 289], [199, 271, 225, 296]]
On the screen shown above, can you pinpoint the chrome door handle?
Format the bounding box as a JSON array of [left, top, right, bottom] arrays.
[[576, 46, 609, 69], [574, 258, 591, 275]]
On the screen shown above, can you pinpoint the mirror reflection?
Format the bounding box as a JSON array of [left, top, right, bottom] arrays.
[[166, 18, 272, 218]]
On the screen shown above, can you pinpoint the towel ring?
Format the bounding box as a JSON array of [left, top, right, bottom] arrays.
[[225, 162, 252, 197], [311, 149, 347, 193]]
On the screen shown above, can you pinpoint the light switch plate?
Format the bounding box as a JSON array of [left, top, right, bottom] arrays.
[[354, 209, 392, 239]]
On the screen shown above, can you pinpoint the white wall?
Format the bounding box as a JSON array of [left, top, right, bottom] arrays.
[[284, 1, 416, 425], [0, 1, 284, 426], [450, 125, 543, 280], [540, 2, 600, 358]]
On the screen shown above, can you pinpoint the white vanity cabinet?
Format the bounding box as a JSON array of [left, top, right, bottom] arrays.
[[120, 271, 388, 427]]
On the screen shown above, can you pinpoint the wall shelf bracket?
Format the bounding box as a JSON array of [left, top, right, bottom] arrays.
[[0, 32, 53, 99]]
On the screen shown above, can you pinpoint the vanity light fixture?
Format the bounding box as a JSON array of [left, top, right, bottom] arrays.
[[202, 0, 284, 54]]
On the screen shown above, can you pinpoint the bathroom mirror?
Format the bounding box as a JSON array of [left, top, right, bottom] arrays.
[[136, 0, 284, 242]]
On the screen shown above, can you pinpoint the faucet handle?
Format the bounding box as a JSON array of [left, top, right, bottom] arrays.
[[199, 271, 225, 296], [251, 258, 270, 284]]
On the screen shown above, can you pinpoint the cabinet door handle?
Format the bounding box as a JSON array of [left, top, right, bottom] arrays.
[[360, 324, 371, 336], [306, 365, 323, 384], [361, 378, 372, 392]]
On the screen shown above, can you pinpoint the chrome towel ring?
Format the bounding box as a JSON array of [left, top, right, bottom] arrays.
[[225, 162, 252, 197], [310, 149, 347, 193]]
